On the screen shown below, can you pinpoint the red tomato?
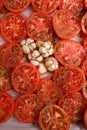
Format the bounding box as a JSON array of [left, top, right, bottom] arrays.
[[85, 0, 87, 9], [31, 0, 60, 14], [83, 81, 87, 100], [53, 66, 85, 94], [39, 105, 70, 130], [53, 10, 81, 39], [84, 37, 87, 50], [81, 59, 87, 76], [4, 0, 30, 13], [27, 12, 53, 41], [0, 92, 14, 123], [1, 12, 26, 43], [81, 13, 87, 35], [58, 92, 87, 121], [0, 6, 10, 14], [0, 65, 12, 91], [11, 62, 40, 94], [0, 0, 3, 11], [59, 0, 84, 15], [84, 109, 87, 128], [0, 42, 23, 69], [54, 40, 86, 67], [15, 94, 44, 123]]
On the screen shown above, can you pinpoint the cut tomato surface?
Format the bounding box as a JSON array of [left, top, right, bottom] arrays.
[[27, 12, 53, 41], [54, 40, 86, 67], [11, 62, 40, 94], [0, 92, 14, 123], [31, 0, 60, 14], [81, 13, 87, 35], [53, 10, 81, 39], [53, 66, 85, 94], [0, 42, 23, 69], [58, 92, 87, 121], [4, 0, 30, 13], [1, 12, 26, 43], [15, 94, 44, 123], [59, 0, 84, 15], [39, 105, 70, 130], [0, 65, 12, 91]]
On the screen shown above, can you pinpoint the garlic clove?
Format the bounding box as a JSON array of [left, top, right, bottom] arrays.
[[38, 63, 47, 74], [30, 60, 39, 66], [20, 40, 26, 46], [26, 38, 34, 43], [22, 45, 30, 54]]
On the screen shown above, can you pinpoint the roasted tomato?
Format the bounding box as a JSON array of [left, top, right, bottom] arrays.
[[11, 62, 40, 94], [81, 13, 87, 35], [39, 105, 70, 130], [53, 10, 81, 39], [1, 12, 26, 43], [14, 94, 44, 123], [0, 92, 14, 123]]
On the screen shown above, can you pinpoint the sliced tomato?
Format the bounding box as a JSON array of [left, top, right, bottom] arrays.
[[1, 12, 26, 43], [4, 0, 30, 13], [53, 66, 85, 94], [84, 37, 87, 50], [27, 12, 53, 41], [0, 65, 12, 91], [53, 10, 81, 39], [58, 92, 87, 121], [0, 42, 23, 69], [0, 0, 3, 11], [11, 62, 40, 94], [84, 109, 87, 128], [39, 105, 70, 130], [83, 80, 87, 100], [0, 92, 14, 123], [15, 94, 44, 123], [31, 0, 60, 14], [81, 59, 87, 76], [54, 40, 86, 67], [59, 0, 84, 15], [81, 13, 87, 35]]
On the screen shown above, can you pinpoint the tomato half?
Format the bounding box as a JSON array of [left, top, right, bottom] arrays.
[[53, 10, 81, 39], [54, 40, 86, 67], [84, 109, 87, 128], [81, 13, 87, 35], [27, 12, 53, 41], [53, 66, 85, 94], [0, 42, 23, 69], [11, 62, 40, 94], [83, 81, 87, 100], [59, 0, 84, 15], [0, 0, 3, 11], [0, 92, 14, 123], [4, 0, 30, 13], [1, 12, 26, 43], [58, 92, 86, 121], [31, 0, 60, 14], [0, 65, 11, 91], [15, 94, 44, 123], [39, 105, 70, 130]]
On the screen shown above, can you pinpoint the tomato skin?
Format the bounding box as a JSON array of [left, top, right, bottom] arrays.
[[4, 0, 30, 13], [0, 42, 23, 69], [1, 12, 26, 43], [54, 40, 86, 67], [31, 0, 60, 14], [11, 62, 40, 94], [81, 13, 87, 35], [0, 0, 3, 11], [26, 12, 53, 41], [53, 66, 85, 94], [39, 105, 70, 130], [58, 92, 87, 121], [59, 0, 84, 15], [53, 10, 81, 39], [0, 92, 14, 123], [15, 94, 44, 123], [0, 65, 12, 91], [85, 0, 87, 9], [84, 109, 87, 128], [83, 81, 87, 100]]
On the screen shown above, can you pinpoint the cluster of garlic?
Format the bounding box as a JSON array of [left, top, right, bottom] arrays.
[[20, 38, 58, 74]]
